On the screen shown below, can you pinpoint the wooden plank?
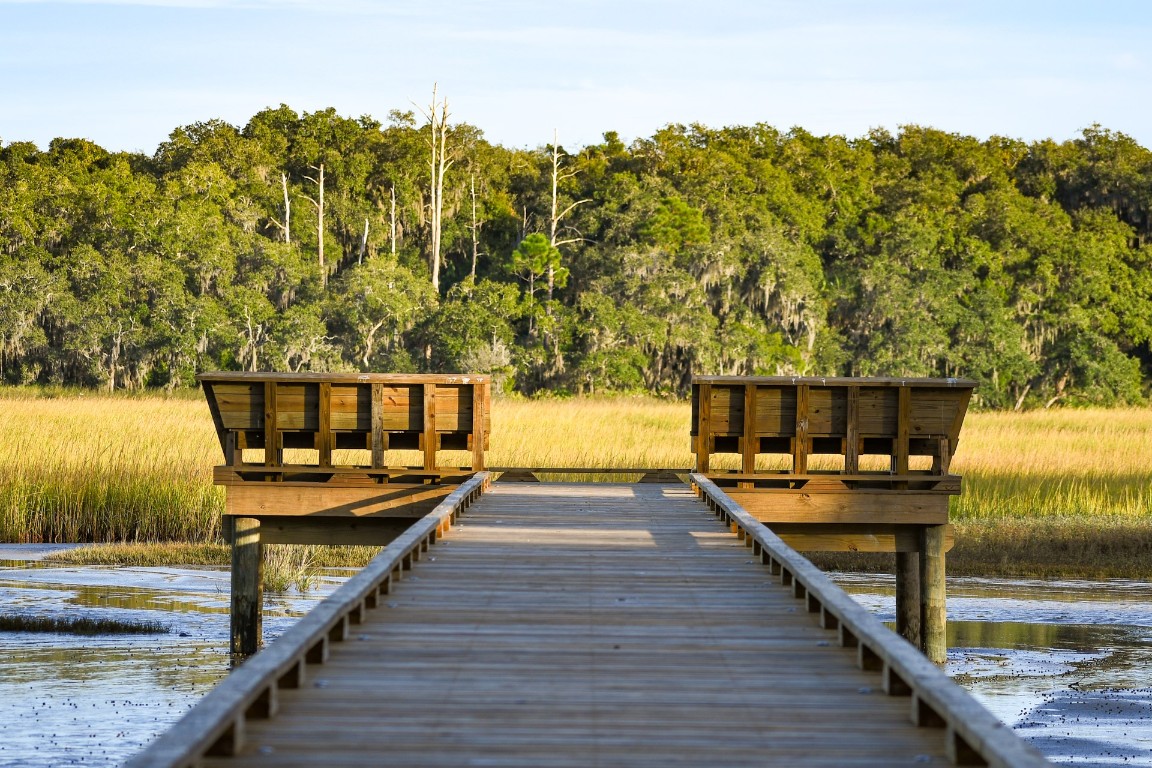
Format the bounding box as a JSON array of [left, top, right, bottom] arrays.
[[210, 382, 264, 430], [706, 383, 742, 435], [224, 483, 455, 518], [857, 386, 897, 437], [198, 372, 493, 386], [214, 467, 477, 484], [722, 489, 950, 525], [691, 374, 978, 388], [273, 383, 320, 431], [808, 386, 846, 436], [379, 384, 423, 431], [948, 387, 974, 451], [329, 384, 369, 431], [242, 517, 413, 546], [176, 481, 1042, 768], [752, 385, 796, 434], [908, 387, 962, 437], [766, 523, 955, 553], [691, 475, 1049, 768]]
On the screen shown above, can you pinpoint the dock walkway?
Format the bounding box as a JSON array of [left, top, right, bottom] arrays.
[[196, 482, 965, 767]]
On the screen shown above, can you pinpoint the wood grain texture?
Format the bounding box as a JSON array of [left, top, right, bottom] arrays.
[[690, 376, 975, 488], [201, 483, 953, 767], [723, 489, 951, 524], [200, 373, 491, 471], [223, 482, 454, 518]]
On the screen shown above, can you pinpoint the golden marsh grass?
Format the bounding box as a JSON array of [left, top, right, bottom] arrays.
[[2, 389, 1149, 577]]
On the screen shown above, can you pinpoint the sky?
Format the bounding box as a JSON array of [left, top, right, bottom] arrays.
[[2, 0, 1150, 154]]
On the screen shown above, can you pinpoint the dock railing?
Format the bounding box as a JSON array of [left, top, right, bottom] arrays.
[[125, 472, 491, 768], [692, 473, 1048, 768]]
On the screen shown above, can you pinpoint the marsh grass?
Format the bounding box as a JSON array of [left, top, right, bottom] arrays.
[[3, 389, 1150, 578], [45, 542, 381, 592], [0, 614, 168, 635], [0, 392, 221, 543]]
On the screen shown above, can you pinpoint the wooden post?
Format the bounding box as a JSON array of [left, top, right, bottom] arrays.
[[317, 382, 332, 467], [224, 430, 238, 467], [471, 381, 486, 471], [845, 385, 860, 474], [894, 386, 910, 481], [920, 525, 947, 663], [895, 551, 921, 649], [696, 382, 711, 473], [740, 384, 757, 488], [263, 380, 279, 471], [793, 384, 809, 474], [231, 517, 263, 656], [423, 383, 437, 472], [370, 382, 385, 469]]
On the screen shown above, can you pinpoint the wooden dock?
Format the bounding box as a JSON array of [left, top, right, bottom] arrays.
[[129, 477, 1047, 767]]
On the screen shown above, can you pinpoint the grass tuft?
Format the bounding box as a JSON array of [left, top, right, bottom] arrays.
[[0, 614, 169, 635]]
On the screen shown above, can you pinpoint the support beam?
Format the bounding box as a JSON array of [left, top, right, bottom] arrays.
[[423, 383, 437, 472], [263, 381, 280, 470], [793, 384, 809, 474], [740, 384, 757, 489], [845, 385, 860, 474], [920, 524, 947, 663], [317, 382, 332, 467], [370, 382, 385, 469], [696, 382, 711, 473], [895, 550, 921, 649], [471, 381, 486, 471], [231, 517, 263, 656]]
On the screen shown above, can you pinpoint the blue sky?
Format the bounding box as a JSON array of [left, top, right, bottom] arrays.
[[2, 0, 1150, 154]]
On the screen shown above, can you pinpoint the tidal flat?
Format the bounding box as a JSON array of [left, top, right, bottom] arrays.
[[0, 544, 1147, 766]]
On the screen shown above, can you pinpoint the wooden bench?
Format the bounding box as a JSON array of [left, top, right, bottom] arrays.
[[197, 372, 490, 654], [690, 375, 977, 662]]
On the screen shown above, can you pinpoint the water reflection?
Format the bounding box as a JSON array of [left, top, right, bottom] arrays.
[[835, 572, 1152, 767], [0, 551, 338, 768]]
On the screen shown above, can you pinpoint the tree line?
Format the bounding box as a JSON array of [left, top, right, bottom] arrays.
[[2, 97, 1151, 408]]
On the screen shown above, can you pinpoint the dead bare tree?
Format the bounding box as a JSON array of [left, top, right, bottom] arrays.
[[358, 217, 369, 265], [468, 173, 482, 279], [269, 172, 291, 244], [415, 84, 455, 293], [302, 164, 326, 288], [390, 185, 398, 258], [547, 129, 590, 302]]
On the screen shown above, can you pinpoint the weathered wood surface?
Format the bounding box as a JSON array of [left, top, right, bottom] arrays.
[[172, 482, 1045, 767], [693, 476, 1045, 764], [692, 376, 975, 480], [127, 474, 490, 768], [199, 372, 491, 473]]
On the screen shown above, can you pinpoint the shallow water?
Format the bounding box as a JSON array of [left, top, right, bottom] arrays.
[[0, 548, 341, 768], [0, 548, 1147, 767], [836, 573, 1152, 767]]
